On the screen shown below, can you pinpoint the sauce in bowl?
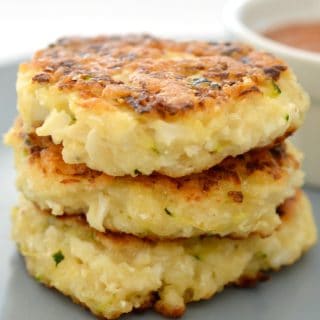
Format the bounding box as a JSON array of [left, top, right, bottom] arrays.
[[264, 22, 320, 53]]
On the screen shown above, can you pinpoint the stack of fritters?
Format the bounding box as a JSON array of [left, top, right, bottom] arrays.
[[5, 35, 317, 319]]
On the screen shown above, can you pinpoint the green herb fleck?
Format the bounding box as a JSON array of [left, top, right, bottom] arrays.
[[285, 114, 289, 121], [151, 146, 160, 155], [24, 138, 31, 146], [183, 288, 194, 301], [82, 74, 93, 81], [256, 251, 268, 259], [22, 149, 29, 157], [134, 169, 142, 175], [191, 77, 211, 86], [193, 254, 201, 261], [210, 82, 222, 89], [52, 250, 64, 266], [190, 77, 222, 89], [89, 230, 96, 241], [271, 80, 281, 96], [164, 208, 173, 216], [69, 114, 76, 124], [35, 274, 43, 282]]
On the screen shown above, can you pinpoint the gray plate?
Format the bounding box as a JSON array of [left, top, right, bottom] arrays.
[[0, 62, 319, 320]]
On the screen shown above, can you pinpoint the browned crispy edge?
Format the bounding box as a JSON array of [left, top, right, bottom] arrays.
[[16, 119, 299, 200]]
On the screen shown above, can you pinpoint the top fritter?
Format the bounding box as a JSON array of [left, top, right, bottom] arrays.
[[18, 35, 309, 177]]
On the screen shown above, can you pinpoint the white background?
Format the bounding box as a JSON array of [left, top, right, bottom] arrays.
[[0, 0, 225, 64]]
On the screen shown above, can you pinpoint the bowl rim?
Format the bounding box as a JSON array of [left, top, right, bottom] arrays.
[[223, 0, 320, 64]]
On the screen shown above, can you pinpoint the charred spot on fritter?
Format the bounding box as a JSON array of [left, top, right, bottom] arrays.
[[238, 85, 261, 97], [276, 204, 286, 217], [244, 146, 289, 179], [263, 65, 287, 80], [23, 132, 102, 180], [276, 191, 300, 221], [32, 73, 51, 83], [236, 272, 270, 288], [227, 191, 244, 203]]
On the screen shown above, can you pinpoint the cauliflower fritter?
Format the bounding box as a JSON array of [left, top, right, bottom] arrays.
[[17, 35, 309, 177], [6, 120, 303, 238], [12, 191, 317, 319]]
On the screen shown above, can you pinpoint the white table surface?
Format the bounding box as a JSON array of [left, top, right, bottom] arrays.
[[0, 0, 225, 64]]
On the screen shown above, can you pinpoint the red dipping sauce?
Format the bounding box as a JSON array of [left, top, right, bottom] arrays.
[[264, 22, 320, 53]]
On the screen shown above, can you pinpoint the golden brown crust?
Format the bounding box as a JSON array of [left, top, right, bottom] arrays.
[[235, 272, 271, 288], [154, 300, 185, 318], [21, 35, 288, 117], [21, 127, 299, 202]]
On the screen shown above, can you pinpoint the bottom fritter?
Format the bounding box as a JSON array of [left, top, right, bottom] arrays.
[[12, 191, 317, 319]]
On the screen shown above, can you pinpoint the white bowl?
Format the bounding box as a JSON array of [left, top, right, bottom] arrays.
[[223, 0, 320, 186]]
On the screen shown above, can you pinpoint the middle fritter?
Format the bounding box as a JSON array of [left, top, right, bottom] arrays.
[[7, 121, 303, 239]]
